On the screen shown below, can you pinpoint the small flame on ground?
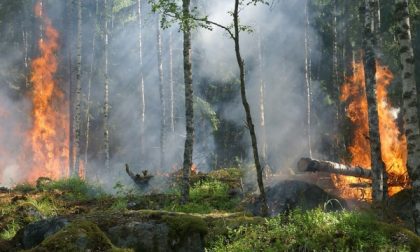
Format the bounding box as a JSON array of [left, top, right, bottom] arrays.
[[334, 60, 408, 200], [23, 0, 69, 183]]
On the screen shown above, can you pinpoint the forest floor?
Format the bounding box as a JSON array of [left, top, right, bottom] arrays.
[[0, 168, 419, 251]]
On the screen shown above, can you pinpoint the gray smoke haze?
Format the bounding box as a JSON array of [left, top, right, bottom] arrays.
[[0, 0, 333, 192]]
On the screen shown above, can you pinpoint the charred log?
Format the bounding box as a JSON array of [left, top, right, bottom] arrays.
[[125, 164, 153, 189], [297, 157, 372, 179]]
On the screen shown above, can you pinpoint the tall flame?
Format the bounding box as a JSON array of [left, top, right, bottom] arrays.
[[334, 60, 408, 200], [25, 0, 69, 182]]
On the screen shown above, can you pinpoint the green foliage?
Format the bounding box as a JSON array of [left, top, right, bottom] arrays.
[[209, 209, 420, 251], [162, 214, 208, 240], [194, 96, 220, 131], [23, 198, 58, 218], [42, 178, 105, 202], [13, 183, 36, 193], [0, 220, 20, 240], [166, 180, 240, 213], [110, 197, 128, 210]]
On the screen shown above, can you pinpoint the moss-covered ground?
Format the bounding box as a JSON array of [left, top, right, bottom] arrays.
[[0, 168, 419, 251]]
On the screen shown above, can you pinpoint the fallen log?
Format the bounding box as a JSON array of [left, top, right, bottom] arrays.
[[349, 181, 408, 188], [297, 158, 372, 179]]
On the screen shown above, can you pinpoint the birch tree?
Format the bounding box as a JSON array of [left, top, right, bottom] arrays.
[[169, 30, 175, 133], [103, 0, 110, 171], [257, 30, 268, 175], [73, 0, 82, 176], [137, 0, 146, 159], [84, 0, 99, 170], [149, 0, 195, 203], [363, 0, 387, 202], [180, 0, 194, 204], [395, 0, 420, 234], [156, 14, 166, 170], [305, 0, 312, 158]]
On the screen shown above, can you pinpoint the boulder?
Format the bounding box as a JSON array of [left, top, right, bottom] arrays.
[[29, 220, 127, 252], [108, 222, 170, 251], [17, 217, 69, 249], [249, 180, 346, 216]]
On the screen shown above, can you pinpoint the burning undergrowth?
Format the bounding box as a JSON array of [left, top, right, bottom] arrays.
[[333, 59, 409, 200]]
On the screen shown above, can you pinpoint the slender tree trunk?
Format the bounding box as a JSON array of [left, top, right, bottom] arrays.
[[103, 0, 110, 171], [22, 25, 29, 87], [374, 0, 381, 47], [157, 15, 166, 170], [137, 0, 146, 159], [169, 30, 175, 133], [233, 0, 268, 216], [395, 0, 420, 235], [181, 0, 194, 204], [73, 0, 82, 177], [85, 0, 98, 170], [67, 0, 74, 177], [257, 29, 268, 175], [363, 0, 387, 202], [332, 0, 339, 154], [305, 0, 312, 158]]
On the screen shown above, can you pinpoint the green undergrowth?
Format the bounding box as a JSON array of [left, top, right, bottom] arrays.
[[39, 177, 106, 202], [209, 209, 420, 252], [0, 197, 60, 240], [165, 180, 241, 214]]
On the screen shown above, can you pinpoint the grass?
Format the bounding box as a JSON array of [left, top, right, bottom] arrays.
[[165, 180, 241, 213], [0, 221, 20, 240], [208, 209, 420, 252], [41, 177, 106, 201]]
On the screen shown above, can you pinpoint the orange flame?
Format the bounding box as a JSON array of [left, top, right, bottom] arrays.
[[24, 0, 69, 182], [334, 60, 408, 199]]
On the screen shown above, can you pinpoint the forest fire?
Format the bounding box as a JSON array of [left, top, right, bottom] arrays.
[[333, 60, 409, 200], [23, 0, 69, 182]]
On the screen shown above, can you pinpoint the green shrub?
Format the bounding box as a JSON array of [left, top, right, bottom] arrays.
[[165, 180, 240, 213], [0, 220, 20, 240], [13, 183, 36, 193], [209, 209, 419, 252], [43, 177, 105, 201]]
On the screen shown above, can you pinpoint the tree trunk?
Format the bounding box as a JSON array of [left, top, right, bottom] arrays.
[[137, 0, 146, 160], [297, 157, 372, 179], [257, 29, 268, 177], [181, 0, 194, 205], [233, 0, 268, 216], [395, 0, 420, 235], [169, 30, 175, 133], [73, 0, 82, 177], [305, 0, 312, 158], [103, 0, 110, 171], [156, 15, 166, 170], [332, 0, 341, 160], [84, 0, 99, 171], [363, 0, 387, 202], [66, 0, 74, 177]]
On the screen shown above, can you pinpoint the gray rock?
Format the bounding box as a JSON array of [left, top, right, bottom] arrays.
[[20, 217, 68, 249], [249, 180, 346, 216], [107, 221, 205, 252], [175, 232, 204, 252], [108, 221, 170, 252]]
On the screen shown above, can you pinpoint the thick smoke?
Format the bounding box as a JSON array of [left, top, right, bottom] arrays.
[[0, 0, 333, 191]]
